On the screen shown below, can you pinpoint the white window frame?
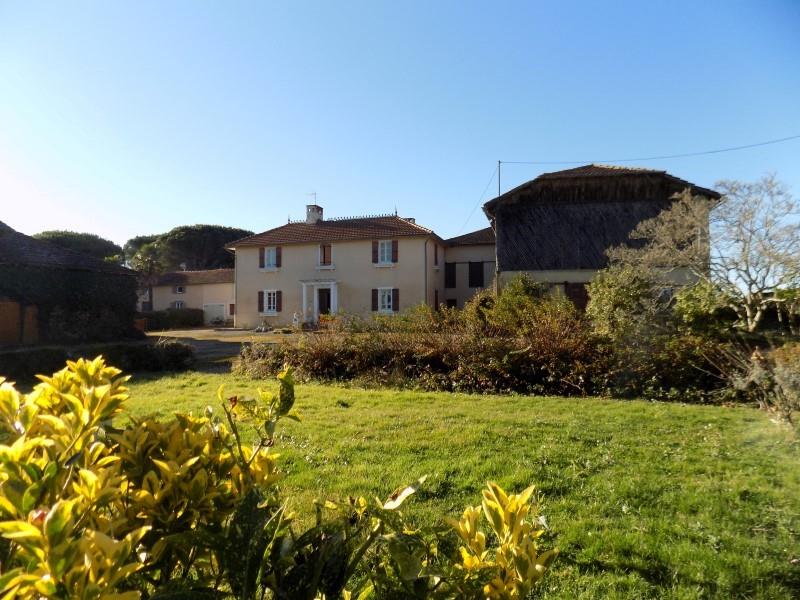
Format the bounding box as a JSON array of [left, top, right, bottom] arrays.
[[377, 240, 393, 265], [262, 289, 278, 315], [175, 285, 186, 294], [263, 247, 278, 269], [378, 287, 393, 314], [173, 300, 185, 309]]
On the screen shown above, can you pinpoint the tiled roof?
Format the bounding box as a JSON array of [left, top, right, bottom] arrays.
[[445, 227, 495, 246], [0, 221, 131, 275], [154, 269, 234, 286], [228, 215, 438, 247]]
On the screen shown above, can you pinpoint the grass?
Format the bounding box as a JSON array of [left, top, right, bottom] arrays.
[[126, 370, 800, 599]]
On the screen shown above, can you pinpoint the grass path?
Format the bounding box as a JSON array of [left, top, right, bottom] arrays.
[[127, 371, 800, 599]]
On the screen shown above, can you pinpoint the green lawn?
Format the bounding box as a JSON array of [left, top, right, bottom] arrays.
[[126, 371, 800, 599]]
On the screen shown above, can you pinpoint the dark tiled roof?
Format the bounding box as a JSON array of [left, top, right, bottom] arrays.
[[229, 215, 438, 247], [483, 164, 720, 216], [154, 269, 234, 286], [0, 221, 131, 275], [445, 227, 495, 246], [536, 164, 665, 179]]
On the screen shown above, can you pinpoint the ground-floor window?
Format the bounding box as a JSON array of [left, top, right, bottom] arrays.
[[171, 300, 185, 309]]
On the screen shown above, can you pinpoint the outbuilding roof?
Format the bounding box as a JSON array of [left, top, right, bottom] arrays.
[[445, 227, 495, 246], [154, 269, 234, 286], [483, 164, 720, 216], [228, 215, 441, 248], [0, 221, 131, 275]]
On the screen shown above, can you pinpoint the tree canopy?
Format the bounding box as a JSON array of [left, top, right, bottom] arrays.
[[32, 230, 122, 262], [124, 225, 253, 273], [606, 174, 800, 332]]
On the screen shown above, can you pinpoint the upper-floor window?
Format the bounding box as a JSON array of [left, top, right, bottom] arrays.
[[173, 285, 186, 294], [468, 261, 484, 288], [372, 239, 398, 265], [444, 262, 456, 288], [259, 246, 281, 269], [319, 244, 332, 266], [378, 240, 392, 264]]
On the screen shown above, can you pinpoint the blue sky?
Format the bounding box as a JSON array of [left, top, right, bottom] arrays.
[[1, 1, 798, 246]]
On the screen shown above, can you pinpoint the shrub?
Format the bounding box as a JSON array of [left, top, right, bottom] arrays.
[[721, 342, 800, 423], [139, 308, 204, 330], [0, 358, 557, 598]]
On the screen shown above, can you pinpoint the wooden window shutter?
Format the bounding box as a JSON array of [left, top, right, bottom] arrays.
[[229, 303, 235, 315], [434, 244, 438, 265], [276, 290, 283, 312], [391, 240, 398, 263], [258, 248, 265, 268], [392, 288, 399, 312], [371, 288, 378, 311], [371, 241, 379, 263], [258, 291, 264, 313], [275, 246, 282, 267]]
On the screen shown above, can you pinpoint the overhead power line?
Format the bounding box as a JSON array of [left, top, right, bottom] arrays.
[[455, 165, 497, 235], [500, 133, 800, 166]]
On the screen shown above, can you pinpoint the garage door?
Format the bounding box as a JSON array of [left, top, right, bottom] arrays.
[[202, 304, 226, 325]]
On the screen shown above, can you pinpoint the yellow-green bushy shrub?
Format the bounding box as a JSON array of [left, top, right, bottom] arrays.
[[0, 358, 557, 598]]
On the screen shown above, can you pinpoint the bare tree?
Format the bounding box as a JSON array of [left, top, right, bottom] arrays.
[[608, 174, 800, 333]]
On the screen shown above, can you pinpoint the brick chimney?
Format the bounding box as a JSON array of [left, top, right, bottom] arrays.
[[306, 204, 323, 224]]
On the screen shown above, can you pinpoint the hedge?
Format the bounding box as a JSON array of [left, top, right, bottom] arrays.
[[0, 339, 194, 383]]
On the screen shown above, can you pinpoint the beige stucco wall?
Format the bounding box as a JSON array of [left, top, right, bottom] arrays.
[[233, 236, 442, 328], [442, 244, 496, 308], [152, 282, 235, 320]]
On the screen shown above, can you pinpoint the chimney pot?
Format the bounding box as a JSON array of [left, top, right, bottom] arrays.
[[306, 204, 323, 224]]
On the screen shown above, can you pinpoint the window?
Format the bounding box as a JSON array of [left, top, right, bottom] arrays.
[[444, 262, 456, 288], [446, 299, 458, 308], [379, 288, 393, 312], [372, 240, 397, 264], [171, 300, 185, 309], [259, 246, 281, 269], [378, 240, 392, 264], [468, 261, 484, 288], [434, 245, 439, 266], [258, 290, 282, 314], [173, 285, 186, 294], [372, 288, 398, 313], [319, 244, 332, 266], [265, 291, 278, 313]]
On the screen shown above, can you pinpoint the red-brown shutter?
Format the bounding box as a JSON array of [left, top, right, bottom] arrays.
[[371, 289, 378, 311], [392, 288, 399, 312], [391, 240, 398, 263], [258, 248, 265, 268], [257, 291, 264, 313], [371, 241, 378, 263], [276, 290, 282, 312], [434, 244, 438, 266], [229, 303, 235, 315], [275, 246, 282, 267]]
